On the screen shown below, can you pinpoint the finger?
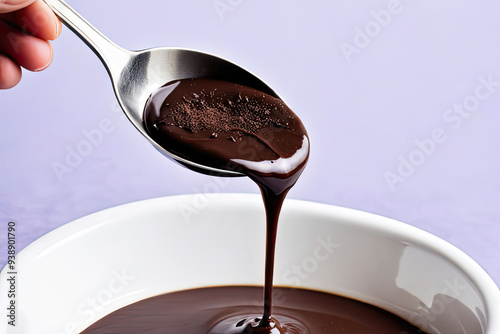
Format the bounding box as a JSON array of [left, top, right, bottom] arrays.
[[0, 0, 61, 40], [0, 0, 36, 14], [0, 53, 22, 89], [0, 20, 53, 72]]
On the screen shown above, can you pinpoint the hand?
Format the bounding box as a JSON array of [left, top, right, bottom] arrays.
[[0, 0, 62, 89]]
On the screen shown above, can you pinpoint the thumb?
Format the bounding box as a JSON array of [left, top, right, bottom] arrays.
[[0, 0, 37, 14]]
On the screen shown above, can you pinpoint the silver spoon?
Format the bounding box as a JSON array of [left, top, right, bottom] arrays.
[[43, 0, 279, 177]]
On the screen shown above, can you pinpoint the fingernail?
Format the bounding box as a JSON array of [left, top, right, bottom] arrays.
[[43, 1, 62, 40], [54, 18, 59, 38], [34, 43, 53, 72], [54, 17, 62, 39]]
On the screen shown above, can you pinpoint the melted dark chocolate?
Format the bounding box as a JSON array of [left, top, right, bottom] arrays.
[[143, 78, 309, 331], [143, 78, 309, 180], [100, 78, 428, 333], [81, 286, 425, 334]]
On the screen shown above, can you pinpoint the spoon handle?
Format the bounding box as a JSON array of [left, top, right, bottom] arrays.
[[43, 0, 131, 78]]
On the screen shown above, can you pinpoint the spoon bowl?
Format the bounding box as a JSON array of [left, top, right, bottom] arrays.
[[44, 0, 278, 176]]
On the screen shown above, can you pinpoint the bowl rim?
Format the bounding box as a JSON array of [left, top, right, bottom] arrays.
[[1, 193, 499, 333]]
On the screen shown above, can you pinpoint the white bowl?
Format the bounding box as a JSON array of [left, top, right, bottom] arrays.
[[1, 194, 499, 334]]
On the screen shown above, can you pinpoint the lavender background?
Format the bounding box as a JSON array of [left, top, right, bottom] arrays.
[[1, 0, 499, 286]]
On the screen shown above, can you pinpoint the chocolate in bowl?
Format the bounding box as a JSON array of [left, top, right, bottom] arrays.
[[1, 194, 498, 333]]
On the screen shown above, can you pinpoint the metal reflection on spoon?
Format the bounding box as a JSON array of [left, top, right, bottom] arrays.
[[44, 0, 280, 176]]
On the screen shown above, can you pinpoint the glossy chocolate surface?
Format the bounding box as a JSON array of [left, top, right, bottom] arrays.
[[82, 286, 424, 334]]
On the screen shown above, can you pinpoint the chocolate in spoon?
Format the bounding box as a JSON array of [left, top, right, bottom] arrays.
[[44, 0, 280, 176]]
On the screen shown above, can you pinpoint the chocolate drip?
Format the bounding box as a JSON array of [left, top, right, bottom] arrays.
[[143, 78, 309, 332]]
